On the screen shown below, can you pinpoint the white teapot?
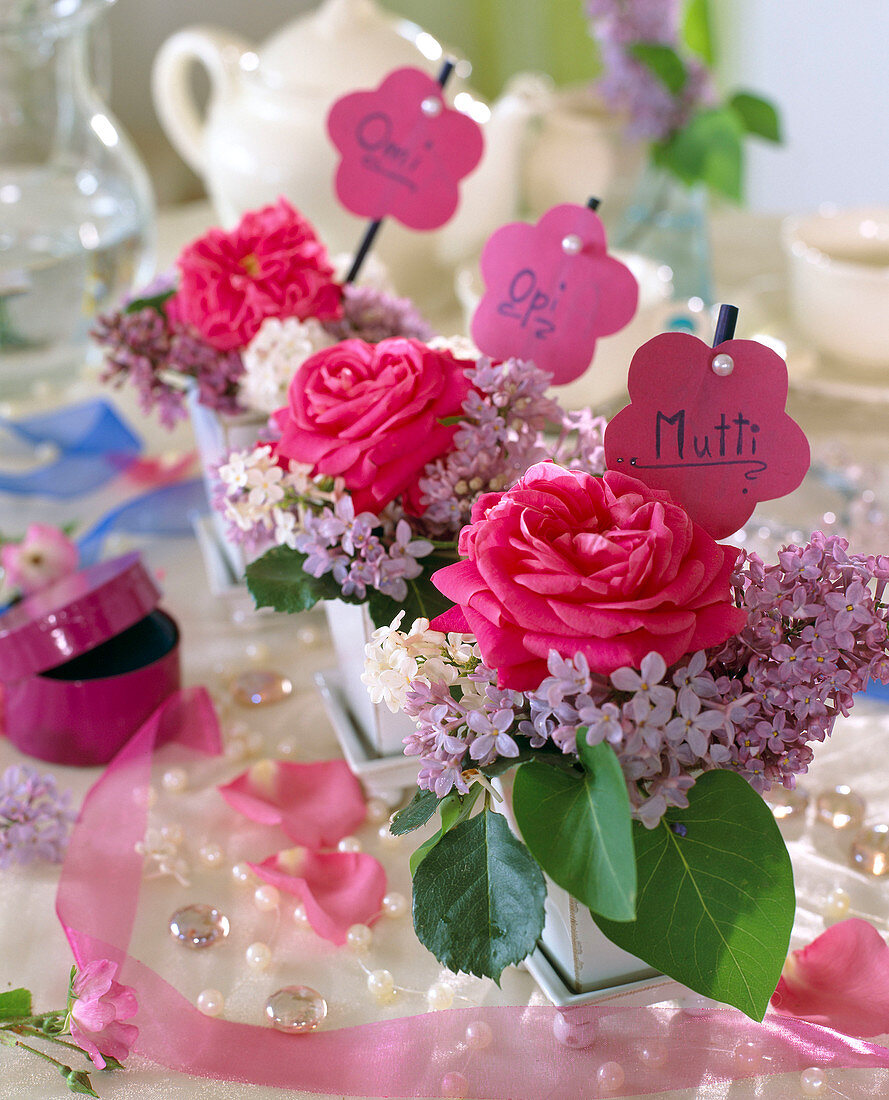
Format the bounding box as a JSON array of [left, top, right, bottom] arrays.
[[152, 0, 633, 322]]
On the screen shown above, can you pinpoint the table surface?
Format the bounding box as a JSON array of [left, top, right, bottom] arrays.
[[0, 203, 888, 1100]]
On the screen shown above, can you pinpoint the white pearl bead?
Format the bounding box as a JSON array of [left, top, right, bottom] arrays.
[[427, 982, 454, 1010], [196, 989, 225, 1017], [224, 739, 249, 763], [711, 352, 734, 376], [367, 969, 395, 1002], [440, 1071, 468, 1098], [293, 903, 310, 927], [822, 886, 851, 925], [377, 824, 400, 847], [733, 1039, 764, 1070], [276, 739, 296, 756], [382, 892, 408, 918], [561, 233, 583, 255], [366, 798, 389, 824], [346, 923, 373, 953], [254, 885, 280, 912], [161, 767, 188, 793], [231, 862, 252, 884], [800, 1066, 827, 1095], [337, 836, 362, 854], [160, 823, 184, 846], [638, 1041, 667, 1067], [297, 627, 317, 645], [465, 1020, 493, 1049], [245, 942, 272, 970], [596, 1061, 625, 1093], [198, 843, 224, 868], [245, 641, 270, 663], [421, 96, 442, 117]]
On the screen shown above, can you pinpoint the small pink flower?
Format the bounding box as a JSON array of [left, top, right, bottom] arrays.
[[173, 198, 342, 351], [69, 959, 138, 1069], [770, 918, 889, 1037], [1, 523, 78, 594]]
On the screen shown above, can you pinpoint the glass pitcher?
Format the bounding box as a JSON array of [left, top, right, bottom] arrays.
[[0, 0, 154, 395]]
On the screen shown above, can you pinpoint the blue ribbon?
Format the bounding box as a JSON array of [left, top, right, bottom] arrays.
[[0, 399, 142, 497]]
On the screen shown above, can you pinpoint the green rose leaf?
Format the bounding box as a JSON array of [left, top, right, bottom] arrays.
[[512, 740, 636, 922], [629, 42, 688, 95], [246, 545, 343, 613], [390, 788, 439, 836], [657, 106, 745, 201], [592, 769, 795, 1021], [409, 785, 482, 876], [0, 987, 31, 1019], [123, 287, 175, 315], [366, 567, 454, 631], [729, 92, 782, 143], [412, 809, 546, 981]]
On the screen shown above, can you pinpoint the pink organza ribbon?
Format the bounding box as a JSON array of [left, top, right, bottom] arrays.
[[56, 689, 889, 1098]]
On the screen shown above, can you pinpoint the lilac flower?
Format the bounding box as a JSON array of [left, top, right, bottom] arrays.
[[0, 766, 75, 867], [611, 652, 675, 719], [322, 284, 432, 345]]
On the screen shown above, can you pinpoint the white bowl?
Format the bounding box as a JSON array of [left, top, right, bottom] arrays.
[[782, 206, 889, 370]]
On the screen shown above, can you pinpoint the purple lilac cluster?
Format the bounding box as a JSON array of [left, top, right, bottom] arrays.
[[295, 496, 434, 602], [587, 0, 713, 141], [322, 284, 432, 345], [417, 357, 564, 533], [93, 305, 244, 427], [401, 533, 889, 826], [0, 765, 75, 867]]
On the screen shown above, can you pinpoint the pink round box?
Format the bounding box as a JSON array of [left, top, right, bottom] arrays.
[[0, 553, 180, 766]]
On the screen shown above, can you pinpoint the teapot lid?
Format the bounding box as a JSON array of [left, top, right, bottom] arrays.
[[258, 0, 446, 90]]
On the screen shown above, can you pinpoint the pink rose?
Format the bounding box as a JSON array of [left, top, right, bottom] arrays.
[[432, 463, 747, 690], [69, 959, 138, 1069], [274, 337, 475, 513], [1, 523, 78, 595], [172, 198, 342, 351]]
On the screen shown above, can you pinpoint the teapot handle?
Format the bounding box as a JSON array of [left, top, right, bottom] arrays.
[[151, 26, 252, 177]]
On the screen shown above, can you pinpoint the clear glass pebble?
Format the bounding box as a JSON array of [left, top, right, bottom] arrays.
[[765, 785, 810, 821], [814, 784, 866, 830], [169, 904, 231, 948], [265, 986, 327, 1033], [850, 823, 889, 876], [232, 670, 293, 707]]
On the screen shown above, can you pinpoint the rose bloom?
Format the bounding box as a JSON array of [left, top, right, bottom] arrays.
[[432, 462, 747, 690], [69, 959, 138, 1069], [1, 523, 78, 595], [273, 337, 475, 513], [172, 198, 342, 351]]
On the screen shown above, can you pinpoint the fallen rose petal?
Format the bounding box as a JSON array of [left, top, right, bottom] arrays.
[[218, 759, 366, 848], [770, 918, 889, 1037], [250, 847, 387, 944]]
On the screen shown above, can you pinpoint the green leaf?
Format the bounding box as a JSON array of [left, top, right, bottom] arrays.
[[592, 770, 795, 1021], [123, 287, 175, 315], [657, 107, 745, 201], [99, 1055, 125, 1071], [629, 42, 687, 95], [0, 988, 31, 1019], [681, 0, 714, 64], [366, 556, 455, 630], [390, 788, 439, 836], [729, 91, 782, 143], [245, 545, 342, 614], [409, 785, 482, 876], [512, 742, 636, 922], [412, 809, 546, 981]]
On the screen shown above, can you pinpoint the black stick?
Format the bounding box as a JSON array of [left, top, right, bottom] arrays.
[[345, 58, 457, 285], [586, 196, 601, 211], [713, 303, 739, 346]]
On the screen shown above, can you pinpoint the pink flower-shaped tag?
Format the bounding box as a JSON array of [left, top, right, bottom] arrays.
[[770, 918, 889, 1037], [218, 760, 366, 849], [250, 847, 387, 945], [327, 67, 484, 230], [604, 331, 810, 539], [470, 204, 638, 384]]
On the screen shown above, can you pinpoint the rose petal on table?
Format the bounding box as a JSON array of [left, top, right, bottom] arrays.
[[770, 918, 889, 1037], [123, 451, 198, 486], [250, 847, 387, 944], [218, 759, 366, 848]]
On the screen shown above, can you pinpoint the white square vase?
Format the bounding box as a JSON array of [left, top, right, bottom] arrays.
[[323, 600, 419, 757]]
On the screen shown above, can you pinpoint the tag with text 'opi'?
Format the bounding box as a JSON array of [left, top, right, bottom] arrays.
[[603, 331, 810, 539], [327, 67, 484, 231], [469, 204, 638, 385]]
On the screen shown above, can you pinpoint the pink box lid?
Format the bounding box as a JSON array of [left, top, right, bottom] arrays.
[[0, 552, 160, 682]]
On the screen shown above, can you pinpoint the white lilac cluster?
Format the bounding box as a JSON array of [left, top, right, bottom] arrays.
[[238, 317, 335, 414], [417, 357, 607, 533]]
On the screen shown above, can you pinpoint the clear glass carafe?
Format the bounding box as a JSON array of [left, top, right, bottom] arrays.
[[0, 0, 154, 395]]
